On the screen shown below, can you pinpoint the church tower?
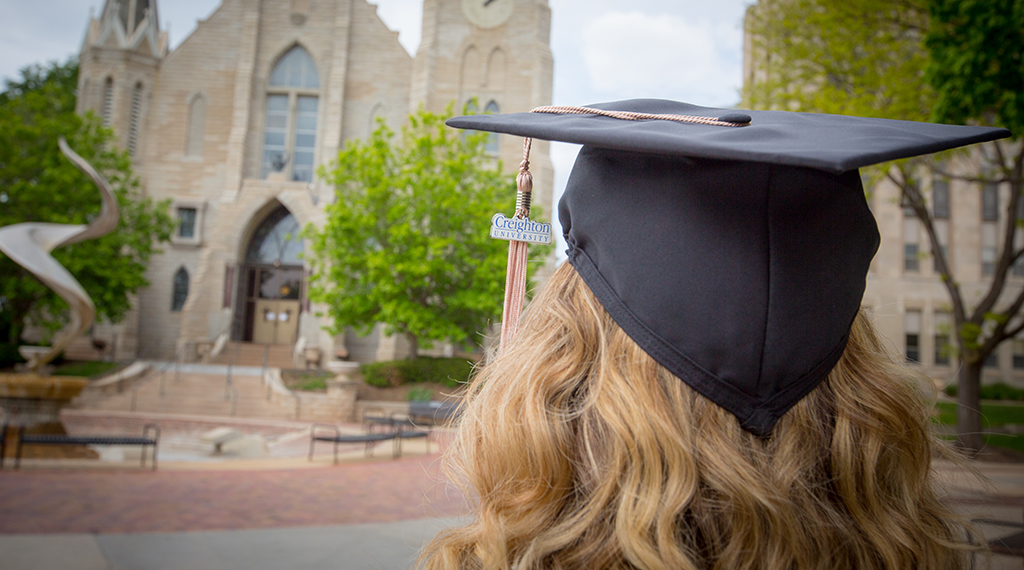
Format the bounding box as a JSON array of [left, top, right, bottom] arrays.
[[412, 0, 555, 262], [77, 0, 167, 162]]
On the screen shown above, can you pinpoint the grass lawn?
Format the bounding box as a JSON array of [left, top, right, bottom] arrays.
[[51, 360, 120, 378], [281, 369, 332, 392], [934, 401, 1024, 454]]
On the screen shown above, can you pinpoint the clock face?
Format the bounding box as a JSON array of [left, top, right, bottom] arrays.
[[462, 0, 514, 29]]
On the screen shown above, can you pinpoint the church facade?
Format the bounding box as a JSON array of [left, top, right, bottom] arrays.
[[75, 0, 554, 363]]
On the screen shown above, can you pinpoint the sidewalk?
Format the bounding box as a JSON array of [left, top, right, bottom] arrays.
[[0, 518, 460, 570], [1, 407, 1022, 570]]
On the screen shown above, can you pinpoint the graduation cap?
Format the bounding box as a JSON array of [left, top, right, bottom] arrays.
[[447, 99, 1010, 437]]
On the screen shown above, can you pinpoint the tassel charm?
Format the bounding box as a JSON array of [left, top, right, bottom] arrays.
[[497, 137, 536, 354]]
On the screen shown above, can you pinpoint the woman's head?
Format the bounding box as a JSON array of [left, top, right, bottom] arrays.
[[421, 263, 970, 570]]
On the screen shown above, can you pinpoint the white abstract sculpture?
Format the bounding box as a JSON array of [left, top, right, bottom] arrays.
[[0, 138, 119, 371]]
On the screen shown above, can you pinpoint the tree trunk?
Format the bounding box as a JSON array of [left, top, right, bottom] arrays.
[[405, 333, 418, 360], [956, 361, 985, 453]]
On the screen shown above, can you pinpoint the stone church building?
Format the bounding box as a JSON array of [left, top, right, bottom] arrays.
[[74, 0, 554, 363]]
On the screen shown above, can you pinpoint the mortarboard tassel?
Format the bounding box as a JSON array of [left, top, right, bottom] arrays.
[[498, 137, 533, 354]]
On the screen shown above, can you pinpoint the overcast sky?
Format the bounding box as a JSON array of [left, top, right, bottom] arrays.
[[0, 0, 752, 255]]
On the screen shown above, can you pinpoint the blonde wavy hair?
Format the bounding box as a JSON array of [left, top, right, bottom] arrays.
[[420, 263, 972, 570]]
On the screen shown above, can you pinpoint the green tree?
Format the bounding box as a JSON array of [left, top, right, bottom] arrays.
[[744, 0, 1024, 452], [306, 106, 548, 356], [924, 0, 1024, 452], [0, 58, 174, 358]]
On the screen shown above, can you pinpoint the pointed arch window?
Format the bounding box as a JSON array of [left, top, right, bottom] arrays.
[[127, 82, 144, 156], [102, 77, 114, 127], [171, 267, 190, 312], [261, 46, 320, 182], [186, 94, 207, 157], [484, 100, 500, 154], [246, 207, 304, 266]]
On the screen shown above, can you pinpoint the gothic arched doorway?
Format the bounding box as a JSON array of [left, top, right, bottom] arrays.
[[236, 206, 305, 344]]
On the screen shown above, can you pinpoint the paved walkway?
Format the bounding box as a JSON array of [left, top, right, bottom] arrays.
[[0, 456, 464, 534], [0, 452, 466, 570], [2, 407, 1023, 569]]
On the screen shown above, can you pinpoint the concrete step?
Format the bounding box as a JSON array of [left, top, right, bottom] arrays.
[[75, 371, 298, 421], [209, 343, 295, 369]]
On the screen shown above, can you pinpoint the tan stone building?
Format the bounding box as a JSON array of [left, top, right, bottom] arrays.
[[742, 4, 1024, 389], [74, 0, 553, 363]]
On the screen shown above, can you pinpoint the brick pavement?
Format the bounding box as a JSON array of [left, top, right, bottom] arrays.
[[0, 455, 467, 534]]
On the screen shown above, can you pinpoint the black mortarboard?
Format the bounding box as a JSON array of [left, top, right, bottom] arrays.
[[447, 99, 1010, 437]]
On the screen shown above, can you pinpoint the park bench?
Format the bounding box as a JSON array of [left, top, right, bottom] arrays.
[[2, 423, 160, 470], [363, 400, 462, 433], [408, 400, 461, 426], [308, 423, 428, 464]]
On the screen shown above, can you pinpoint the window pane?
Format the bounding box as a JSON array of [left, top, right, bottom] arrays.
[[266, 114, 287, 129], [984, 350, 998, 368], [906, 334, 920, 363], [904, 244, 919, 272], [171, 268, 190, 311], [982, 247, 997, 276], [264, 132, 285, 146], [297, 96, 318, 112], [934, 334, 950, 365], [296, 115, 317, 130], [262, 94, 289, 178], [178, 207, 196, 238], [291, 96, 318, 182], [983, 183, 999, 221], [246, 208, 304, 265], [266, 95, 289, 111], [932, 179, 949, 219], [905, 310, 921, 363], [270, 46, 320, 89]]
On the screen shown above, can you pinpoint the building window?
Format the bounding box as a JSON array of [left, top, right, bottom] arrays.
[[102, 77, 114, 127], [127, 82, 143, 156], [905, 310, 921, 363], [171, 267, 189, 312], [982, 222, 997, 276], [982, 183, 999, 221], [483, 100, 500, 153], [904, 218, 919, 273], [261, 46, 320, 182], [1014, 338, 1024, 369], [186, 94, 206, 157], [932, 179, 950, 219], [177, 207, 197, 239], [984, 349, 999, 368], [171, 202, 205, 246], [934, 219, 950, 273], [934, 312, 951, 366]]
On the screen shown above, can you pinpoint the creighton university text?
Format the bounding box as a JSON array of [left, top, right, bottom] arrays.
[[489, 213, 552, 245]]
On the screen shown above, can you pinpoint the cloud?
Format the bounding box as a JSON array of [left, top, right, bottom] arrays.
[[580, 11, 742, 107]]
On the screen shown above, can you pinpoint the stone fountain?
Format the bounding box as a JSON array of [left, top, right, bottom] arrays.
[[0, 138, 119, 433]]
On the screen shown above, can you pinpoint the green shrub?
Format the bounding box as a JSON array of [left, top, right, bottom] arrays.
[[943, 382, 1024, 401], [407, 387, 434, 402], [52, 360, 119, 378], [0, 344, 25, 369], [983, 382, 1024, 401], [361, 357, 474, 389]]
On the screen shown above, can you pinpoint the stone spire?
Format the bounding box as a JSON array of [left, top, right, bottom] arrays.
[[85, 0, 167, 57]]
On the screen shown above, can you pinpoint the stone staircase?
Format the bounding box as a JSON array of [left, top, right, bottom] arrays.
[[208, 342, 296, 369], [74, 366, 296, 420]]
